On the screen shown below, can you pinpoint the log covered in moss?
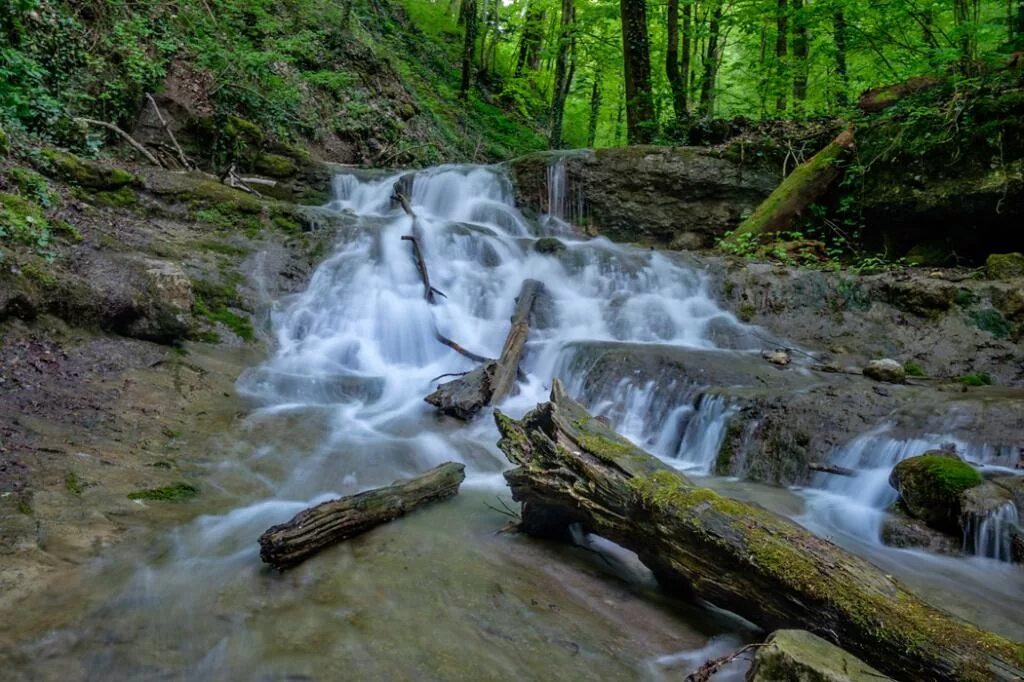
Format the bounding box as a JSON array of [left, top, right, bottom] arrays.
[[732, 128, 855, 237], [494, 380, 1024, 682], [258, 462, 466, 570]]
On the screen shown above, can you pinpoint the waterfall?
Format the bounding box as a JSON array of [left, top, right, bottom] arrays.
[[544, 156, 586, 230], [964, 502, 1020, 562]]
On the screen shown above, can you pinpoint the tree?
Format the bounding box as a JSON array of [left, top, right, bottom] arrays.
[[698, 0, 724, 118], [515, 0, 546, 76], [792, 0, 808, 111], [459, 0, 478, 100], [550, 0, 576, 148], [775, 0, 788, 113], [833, 7, 848, 107], [620, 0, 656, 143], [666, 0, 688, 127]]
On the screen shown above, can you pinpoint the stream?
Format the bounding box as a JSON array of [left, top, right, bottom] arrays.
[[8, 164, 1024, 680]]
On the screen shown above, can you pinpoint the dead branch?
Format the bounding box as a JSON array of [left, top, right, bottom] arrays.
[[73, 117, 163, 167], [145, 93, 193, 169]]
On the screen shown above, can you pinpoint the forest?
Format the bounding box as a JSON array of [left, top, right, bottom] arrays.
[[1, 0, 1024, 680]]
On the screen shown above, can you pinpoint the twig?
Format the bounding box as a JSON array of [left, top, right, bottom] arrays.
[[685, 643, 764, 682], [145, 93, 192, 169], [484, 497, 521, 520], [225, 164, 263, 198], [430, 370, 472, 383], [73, 117, 163, 167], [434, 328, 491, 363]]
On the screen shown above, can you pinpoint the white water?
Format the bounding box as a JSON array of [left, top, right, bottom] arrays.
[[965, 502, 1020, 562]]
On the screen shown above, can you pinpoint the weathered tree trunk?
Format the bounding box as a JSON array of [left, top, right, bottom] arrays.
[[680, 0, 692, 113], [620, 0, 657, 143], [258, 462, 466, 570], [494, 382, 1024, 682], [586, 76, 602, 147], [791, 0, 808, 110], [549, 0, 576, 149], [833, 9, 849, 107], [460, 0, 478, 99], [775, 0, 789, 113], [666, 0, 687, 127], [733, 127, 855, 236], [426, 279, 544, 419], [698, 0, 724, 118], [515, 2, 546, 76]]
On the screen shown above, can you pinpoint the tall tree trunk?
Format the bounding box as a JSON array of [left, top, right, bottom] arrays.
[[698, 0, 723, 118], [1016, 0, 1024, 46], [620, 0, 657, 143], [666, 0, 688, 127], [792, 0, 808, 111], [680, 0, 692, 112], [587, 76, 602, 147], [953, 0, 978, 71], [459, 0, 478, 100], [550, 0, 576, 149], [833, 8, 848, 107], [615, 84, 626, 144], [515, 1, 546, 76], [775, 0, 789, 113]]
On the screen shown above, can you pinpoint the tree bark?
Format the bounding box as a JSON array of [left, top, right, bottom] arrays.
[[733, 127, 855, 236], [426, 279, 545, 419], [698, 0, 724, 118], [549, 0, 576, 149], [515, 2, 546, 76], [460, 0, 478, 99], [258, 462, 466, 570], [666, 0, 687, 127], [494, 382, 1024, 682], [791, 0, 808, 110], [833, 9, 849, 107], [587, 76, 602, 147], [620, 0, 657, 143], [775, 0, 789, 113]]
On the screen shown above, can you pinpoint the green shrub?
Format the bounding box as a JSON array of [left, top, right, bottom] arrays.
[[959, 372, 993, 387]]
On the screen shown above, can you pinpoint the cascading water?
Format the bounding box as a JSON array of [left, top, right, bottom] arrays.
[[544, 156, 586, 231], [964, 502, 1020, 562], [13, 163, 1023, 680]]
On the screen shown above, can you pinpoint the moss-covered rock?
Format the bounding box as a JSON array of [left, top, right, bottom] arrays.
[[748, 629, 893, 682], [254, 153, 298, 178], [127, 482, 199, 502], [533, 237, 566, 254], [987, 252, 1024, 279], [0, 125, 9, 156], [38, 148, 134, 190], [889, 452, 982, 534]]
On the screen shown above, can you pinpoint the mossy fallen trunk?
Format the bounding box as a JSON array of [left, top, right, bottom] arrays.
[[494, 381, 1024, 682], [733, 128, 855, 237], [258, 462, 465, 570]]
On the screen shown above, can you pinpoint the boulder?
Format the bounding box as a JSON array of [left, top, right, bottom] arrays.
[[888, 452, 982, 534], [987, 252, 1024, 280], [993, 475, 1024, 509], [533, 237, 566, 255], [881, 510, 960, 554], [862, 359, 905, 384], [507, 147, 778, 248], [37, 149, 134, 191], [747, 629, 893, 682]]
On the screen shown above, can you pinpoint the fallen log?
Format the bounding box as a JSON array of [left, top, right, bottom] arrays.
[[494, 381, 1024, 682], [808, 462, 856, 477], [857, 76, 941, 114], [258, 462, 465, 571], [426, 279, 544, 419], [732, 127, 855, 238]]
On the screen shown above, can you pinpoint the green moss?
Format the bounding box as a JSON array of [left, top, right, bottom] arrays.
[[127, 482, 199, 502], [0, 126, 8, 156], [21, 259, 57, 288], [903, 361, 925, 377], [39, 148, 134, 190], [16, 497, 32, 515], [254, 153, 298, 178], [969, 308, 1011, 339], [959, 372, 993, 387], [196, 239, 250, 257], [954, 288, 978, 307], [0, 191, 52, 252], [986, 252, 1024, 279], [91, 186, 138, 208], [197, 302, 255, 341], [9, 167, 56, 207], [271, 213, 301, 233], [65, 471, 85, 496], [714, 420, 743, 475], [223, 116, 265, 146], [737, 303, 756, 322]]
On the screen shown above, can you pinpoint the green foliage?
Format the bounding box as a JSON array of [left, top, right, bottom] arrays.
[[0, 191, 52, 254], [64, 470, 85, 496], [903, 361, 925, 377], [8, 167, 55, 206], [959, 371, 993, 386], [127, 482, 199, 502], [969, 308, 1012, 338]]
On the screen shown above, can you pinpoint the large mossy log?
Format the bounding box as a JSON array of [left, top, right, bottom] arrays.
[[733, 128, 855, 237], [425, 279, 544, 419], [494, 381, 1024, 682], [258, 462, 465, 570]]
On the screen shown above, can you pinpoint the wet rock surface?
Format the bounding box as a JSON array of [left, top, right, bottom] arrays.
[[889, 452, 982, 534], [748, 629, 893, 682], [508, 147, 778, 248]]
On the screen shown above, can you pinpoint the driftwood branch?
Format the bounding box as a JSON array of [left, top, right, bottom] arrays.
[[493, 381, 1024, 682], [145, 93, 192, 169], [808, 462, 857, 477], [426, 279, 545, 419], [225, 164, 263, 197], [685, 643, 764, 682], [433, 328, 490, 363], [73, 117, 163, 167], [258, 462, 466, 571]]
